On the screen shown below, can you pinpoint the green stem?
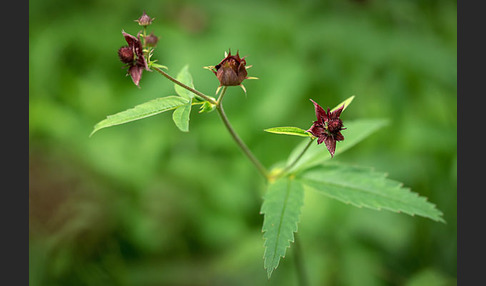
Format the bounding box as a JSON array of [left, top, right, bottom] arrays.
[[293, 233, 309, 286], [142, 26, 147, 45], [216, 86, 228, 104], [154, 68, 267, 179], [153, 60, 309, 284], [216, 87, 269, 179], [153, 67, 217, 105], [278, 137, 315, 178]]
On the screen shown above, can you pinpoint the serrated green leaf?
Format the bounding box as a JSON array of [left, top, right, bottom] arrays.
[[175, 65, 196, 100], [261, 177, 304, 278], [297, 163, 444, 222], [331, 95, 355, 113], [286, 119, 389, 172], [264, 127, 311, 137], [90, 96, 189, 136], [172, 99, 192, 132]]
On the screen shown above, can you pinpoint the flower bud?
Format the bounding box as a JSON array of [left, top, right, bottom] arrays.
[[213, 50, 248, 86], [135, 11, 154, 27], [145, 32, 159, 47]]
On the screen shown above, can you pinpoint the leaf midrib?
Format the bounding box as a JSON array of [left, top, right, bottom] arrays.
[[298, 176, 416, 207], [271, 179, 292, 267], [106, 104, 180, 123]]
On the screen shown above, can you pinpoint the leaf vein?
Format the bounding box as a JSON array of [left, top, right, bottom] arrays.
[[299, 177, 415, 205], [271, 179, 292, 265]]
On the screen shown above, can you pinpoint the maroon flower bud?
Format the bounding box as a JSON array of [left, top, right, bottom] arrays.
[[135, 11, 154, 27], [212, 50, 248, 87], [119, 30, 150, 87], [306, 99, 346, 158], [144, 32, 159, 47]]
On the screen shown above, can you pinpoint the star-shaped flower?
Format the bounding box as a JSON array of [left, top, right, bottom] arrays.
[[307, 99, 346, 158], [118, 30, 150, 87]]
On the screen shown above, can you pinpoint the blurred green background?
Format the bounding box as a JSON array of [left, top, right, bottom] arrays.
[[29, 0, 457, 285]]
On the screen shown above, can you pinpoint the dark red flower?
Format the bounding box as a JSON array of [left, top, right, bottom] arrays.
[[118, 30, 150, 87], [118, 46, 134, 64], [212, 50, 248, 87], [306, 99, 346, 158]]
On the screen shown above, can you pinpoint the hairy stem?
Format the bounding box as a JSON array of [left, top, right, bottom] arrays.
[[153, 67, 217, 104], [216, 87, 269, 179]]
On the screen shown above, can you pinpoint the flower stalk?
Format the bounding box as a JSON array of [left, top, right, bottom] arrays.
[[215, 87, 269, 179], [153, 67, 216, 104], [154, 67, 268, 179], [280, 137, 315, 177]]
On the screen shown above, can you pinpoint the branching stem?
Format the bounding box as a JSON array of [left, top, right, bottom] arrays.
[[272, 137, 315, 180], [155, 65, 309, 284], [155, 68, 268, 179], [216, 87, 269, 179], [153, 67, 217, 104]]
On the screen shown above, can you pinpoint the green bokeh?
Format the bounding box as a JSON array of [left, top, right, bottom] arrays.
[[29, 0, 457, 285]]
